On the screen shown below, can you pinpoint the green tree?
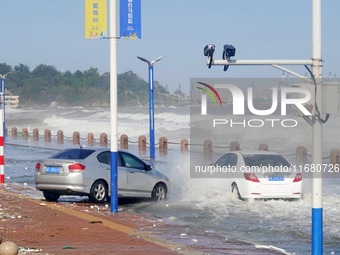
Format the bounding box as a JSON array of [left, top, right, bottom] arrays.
[[3, 63, 178, 107], [0, 63, 12, 75]]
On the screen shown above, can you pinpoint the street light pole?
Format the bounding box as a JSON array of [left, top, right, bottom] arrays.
[[0, 74, 9, 138], [137, 56, 164, 160]]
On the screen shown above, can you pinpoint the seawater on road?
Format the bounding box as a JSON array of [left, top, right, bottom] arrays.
[[3, 184, 290, 255], [4, 143, 340, 255]]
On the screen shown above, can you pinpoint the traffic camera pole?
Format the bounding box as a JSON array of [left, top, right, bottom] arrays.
[[311, 0, 323, 253], [205, 0, 324, 251]]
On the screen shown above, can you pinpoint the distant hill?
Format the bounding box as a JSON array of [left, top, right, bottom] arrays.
[[0, 63, 185, 107]]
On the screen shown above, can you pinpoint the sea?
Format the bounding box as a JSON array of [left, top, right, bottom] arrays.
[[3, 105, 340, 255]]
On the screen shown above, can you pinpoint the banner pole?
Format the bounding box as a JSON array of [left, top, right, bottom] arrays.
[[109, 0, 119, 213]]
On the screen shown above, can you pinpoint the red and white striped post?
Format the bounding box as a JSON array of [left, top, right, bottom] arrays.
[[0, 109, 4, 183]]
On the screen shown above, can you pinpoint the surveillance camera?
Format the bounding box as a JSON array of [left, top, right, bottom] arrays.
[[204, 44, 215, 56], [204, 44, 215, 68], [222, 44, 235, 71], [223, 44, 235, 57]]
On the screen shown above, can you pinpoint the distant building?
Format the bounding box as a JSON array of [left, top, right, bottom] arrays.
[[0, 89, 19, 108]]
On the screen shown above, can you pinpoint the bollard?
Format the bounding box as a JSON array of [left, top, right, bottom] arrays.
[[87, 133, 94, 146], [57, 130, 64, 144], [296, 146, 307, 166], [138, 135, 146, 152], [120, 134, 128, 149], [0, 241, 18, 255], [33, 128, 39, 141], [100, 133, 108, 147], [22, 128, 29, 140], [230, 141, 240, 151], [203, 139, 213, 161], [73, 131, 80, 145], [11, 127, 17, 139], [180, 139, 188, 154], [258, 143, 269, 151], [330, 149, 340, 166], [159, 137, 168, 155], [44, 129, 51, 143]]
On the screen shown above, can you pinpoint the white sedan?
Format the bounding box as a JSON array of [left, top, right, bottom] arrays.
[[213, 151, 302, 200]]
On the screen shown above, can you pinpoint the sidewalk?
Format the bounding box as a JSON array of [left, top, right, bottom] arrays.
[[0, 184, 287, 255]]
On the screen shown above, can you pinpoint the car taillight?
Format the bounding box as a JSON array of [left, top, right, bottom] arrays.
[[35, 163, 41, 172], [293, 173, 302, 182], [68, 163, 86, 172], [244, 173, 260, 182]]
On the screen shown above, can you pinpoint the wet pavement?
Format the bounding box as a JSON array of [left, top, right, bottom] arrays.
[[0, 184, 287, 255]]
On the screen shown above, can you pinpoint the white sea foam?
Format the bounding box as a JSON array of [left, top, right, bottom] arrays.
[[7, 107, 190, 142]]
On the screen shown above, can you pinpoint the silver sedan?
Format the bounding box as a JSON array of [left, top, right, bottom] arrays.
[[35, 148, 170, 203]]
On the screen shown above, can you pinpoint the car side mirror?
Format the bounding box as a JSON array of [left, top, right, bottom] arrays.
[[146, 165, 152, 171]]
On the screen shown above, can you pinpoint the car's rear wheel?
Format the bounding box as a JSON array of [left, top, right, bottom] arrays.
[[90, 180, 108, 203], [43, 191, 60, 202], [231, 183, 242, 200], [152, 183, 167, 201]]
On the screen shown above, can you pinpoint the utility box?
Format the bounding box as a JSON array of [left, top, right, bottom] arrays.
[[322, 83, 340, 114]]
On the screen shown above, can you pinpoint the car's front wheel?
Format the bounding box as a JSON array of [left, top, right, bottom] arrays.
[[43, 191, 60, 202], [89, 180, 108, 203], [152, 183, 167, 201]]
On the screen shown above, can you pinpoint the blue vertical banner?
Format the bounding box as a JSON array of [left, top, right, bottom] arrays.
[[120, 0, 141, 39]]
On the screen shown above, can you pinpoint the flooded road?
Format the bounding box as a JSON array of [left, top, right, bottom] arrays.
[[4, 143, 340, 255]]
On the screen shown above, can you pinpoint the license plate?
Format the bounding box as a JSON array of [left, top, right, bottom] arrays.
[[268, 176, 284, 181], [46, 166, 61, 174]]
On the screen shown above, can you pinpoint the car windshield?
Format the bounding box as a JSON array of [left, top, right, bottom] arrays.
[[243, 154, 291, 167], [50, 149, 95, 160]]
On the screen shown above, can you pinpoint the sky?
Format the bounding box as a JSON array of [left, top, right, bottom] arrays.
[[0, 0, 340, 94]]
